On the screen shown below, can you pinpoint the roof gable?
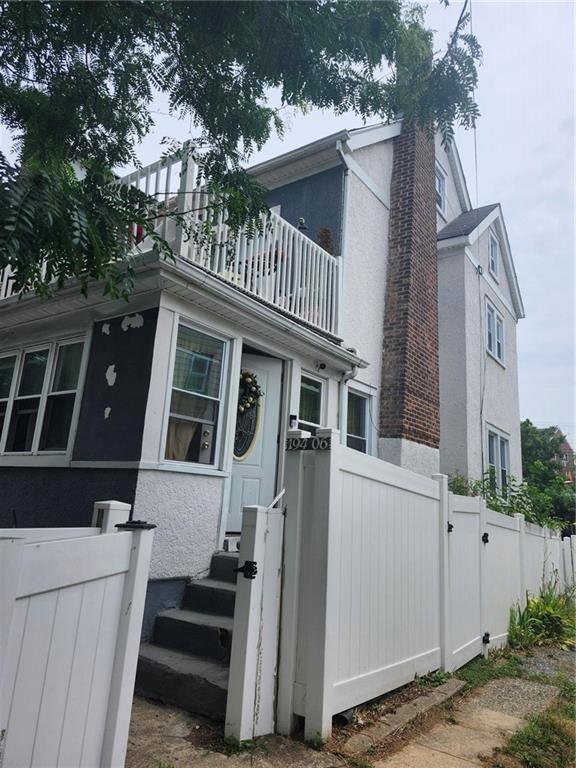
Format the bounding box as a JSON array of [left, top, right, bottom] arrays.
[[437, 203, 525, 319]]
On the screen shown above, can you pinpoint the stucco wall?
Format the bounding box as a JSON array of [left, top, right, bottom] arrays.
[[438, 253, 469, 477], [133, 469, 225, 580], [463, 246, 522, 481], [435, 136, 465, 230], [340, 141, 394, 400], [0, 467, 137, 527]]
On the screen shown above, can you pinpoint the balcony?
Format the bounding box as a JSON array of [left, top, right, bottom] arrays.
[[121, 154, 341, 336], [0, 155, 341, 338]]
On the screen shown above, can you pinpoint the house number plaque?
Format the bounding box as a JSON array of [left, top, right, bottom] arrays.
[[285, 436, 331, 451]]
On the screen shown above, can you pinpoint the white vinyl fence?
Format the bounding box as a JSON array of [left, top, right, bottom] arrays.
[[0, 501, 155, 768], [231, 429, 573, 741]]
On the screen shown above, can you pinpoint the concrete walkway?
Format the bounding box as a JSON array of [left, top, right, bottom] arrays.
[[372, 678, 558, 767]]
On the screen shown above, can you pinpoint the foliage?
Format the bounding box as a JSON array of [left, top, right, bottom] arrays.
[[447, 472, 565, 531], [520, 421, 575, 532], [0, 0, 480, 297], [508, 577, 575, 650]]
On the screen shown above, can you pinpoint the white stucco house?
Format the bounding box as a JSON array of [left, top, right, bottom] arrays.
[[0, 119, 524, 718], [435, 135, 525, 485]]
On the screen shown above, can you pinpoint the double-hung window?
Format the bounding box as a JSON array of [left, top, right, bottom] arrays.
[[347, 390, 369, 453], [298, 375, 324, 434], [165, 324, 226, 465], [486, 301, 504, 363], [487, 429, 510, 490], [489, 232, 499, 278], [0, 340, 84, 454], [435, 167, 446, 213]]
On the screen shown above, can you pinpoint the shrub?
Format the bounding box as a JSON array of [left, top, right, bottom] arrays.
[[508, 575, 575, 649]]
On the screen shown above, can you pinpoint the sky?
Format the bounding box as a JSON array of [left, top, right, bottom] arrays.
[[3, 1, 574, 444]]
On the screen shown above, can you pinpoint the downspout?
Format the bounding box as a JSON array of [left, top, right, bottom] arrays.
[[339, 360, 358, 447], [337, 139, 351, 444]]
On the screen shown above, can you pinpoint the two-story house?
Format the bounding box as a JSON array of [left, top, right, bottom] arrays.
[[0, 119, 524, 717]]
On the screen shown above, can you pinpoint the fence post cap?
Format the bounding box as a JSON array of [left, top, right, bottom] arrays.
[[93, 500, 132, 512], [316, 427, 339, 439], [287, 429, 311, 439]]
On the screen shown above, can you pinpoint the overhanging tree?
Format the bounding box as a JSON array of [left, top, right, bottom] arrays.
[[0, 0, 480, 298]]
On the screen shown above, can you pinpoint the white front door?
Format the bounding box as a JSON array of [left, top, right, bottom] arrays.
[[227, 354, 283, 533]]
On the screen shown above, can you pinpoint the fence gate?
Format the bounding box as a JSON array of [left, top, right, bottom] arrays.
[[0, 501, 154, 768]]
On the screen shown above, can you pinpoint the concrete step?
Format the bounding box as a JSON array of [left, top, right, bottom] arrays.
[[209, 552, 240, 583], [183, 578, 236, 617], [154, 608, 233, 663], [136, 643, 229, 722]]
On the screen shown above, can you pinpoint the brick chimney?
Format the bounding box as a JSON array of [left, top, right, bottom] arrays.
[[378, 124, 440, 472]]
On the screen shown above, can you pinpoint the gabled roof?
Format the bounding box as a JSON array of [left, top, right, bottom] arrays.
[[437, 204, 499, 241], [437, 203, 525, 320]]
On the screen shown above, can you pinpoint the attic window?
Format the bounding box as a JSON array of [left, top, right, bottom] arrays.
[[435, 167, 446, 213], [489, 232, 499, 278]]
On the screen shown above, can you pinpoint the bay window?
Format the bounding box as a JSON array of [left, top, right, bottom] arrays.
[[0, 340, 84, 455], [165, 324, 226, 465]]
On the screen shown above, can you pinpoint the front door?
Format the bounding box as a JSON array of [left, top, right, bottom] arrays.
[[227, 354, 283, 533]]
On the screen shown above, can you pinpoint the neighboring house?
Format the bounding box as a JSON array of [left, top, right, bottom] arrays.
[[0, 119, 524, 717], [435, 135, 525, 487]]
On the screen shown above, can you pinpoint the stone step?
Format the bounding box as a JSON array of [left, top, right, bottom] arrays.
[[154, 608, 233, 663], [136, 644, 229, 722], [183, 578, 236, 617], [209, 552, 240, 583]]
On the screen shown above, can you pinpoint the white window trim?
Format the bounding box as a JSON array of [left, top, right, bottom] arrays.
[[489, 230, 500, 281], [486, 426, 510, 490], [298, 371, 326, 432], [160, 315, 231, 471], [346, 386, 373, 455], [0, 335, 88, 460], [485, 298, 505, 366], [435, 164, 447, 216]]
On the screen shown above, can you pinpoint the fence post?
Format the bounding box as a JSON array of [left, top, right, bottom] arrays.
[[562, 536, 574, 587], [478, 496, 489, 657], [301, 428, 339, 742], [0, 537, 24, 753], [277, 430, 310, 736], [225, 504, 284, 741], [100, 523, 155, 768], [514, 513, 526, 607], [92, 500, 132, 533], [433, 474, 452, 672], [571, 536, 576, 585]]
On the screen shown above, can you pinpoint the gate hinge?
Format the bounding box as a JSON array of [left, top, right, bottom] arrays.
[[482, 632, 491, 645], [447, 522, 454, 533], [482, 532, 489, 544], [234, 560, 258, 579]]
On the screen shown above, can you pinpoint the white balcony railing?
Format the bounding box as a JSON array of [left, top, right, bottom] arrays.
[[1, 155, 340, 337], [121, 153, 340, 336]]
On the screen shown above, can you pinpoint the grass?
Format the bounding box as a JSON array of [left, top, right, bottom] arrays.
[[454, 650, 525, 689], [487, 676, 576, 768]]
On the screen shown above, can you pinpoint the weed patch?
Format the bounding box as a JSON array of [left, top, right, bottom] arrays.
[[455, 652, 524, 689]]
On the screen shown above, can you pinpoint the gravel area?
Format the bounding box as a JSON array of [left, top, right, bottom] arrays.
[[520, 646, 576, 679], [471, 678, 558, 718]]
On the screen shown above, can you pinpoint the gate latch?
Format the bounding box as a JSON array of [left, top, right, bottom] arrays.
[[234, 560, 258, 580], [482, 532, 489, 544], [482, 632, 491, 645], [447, 522, 454, 533]]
